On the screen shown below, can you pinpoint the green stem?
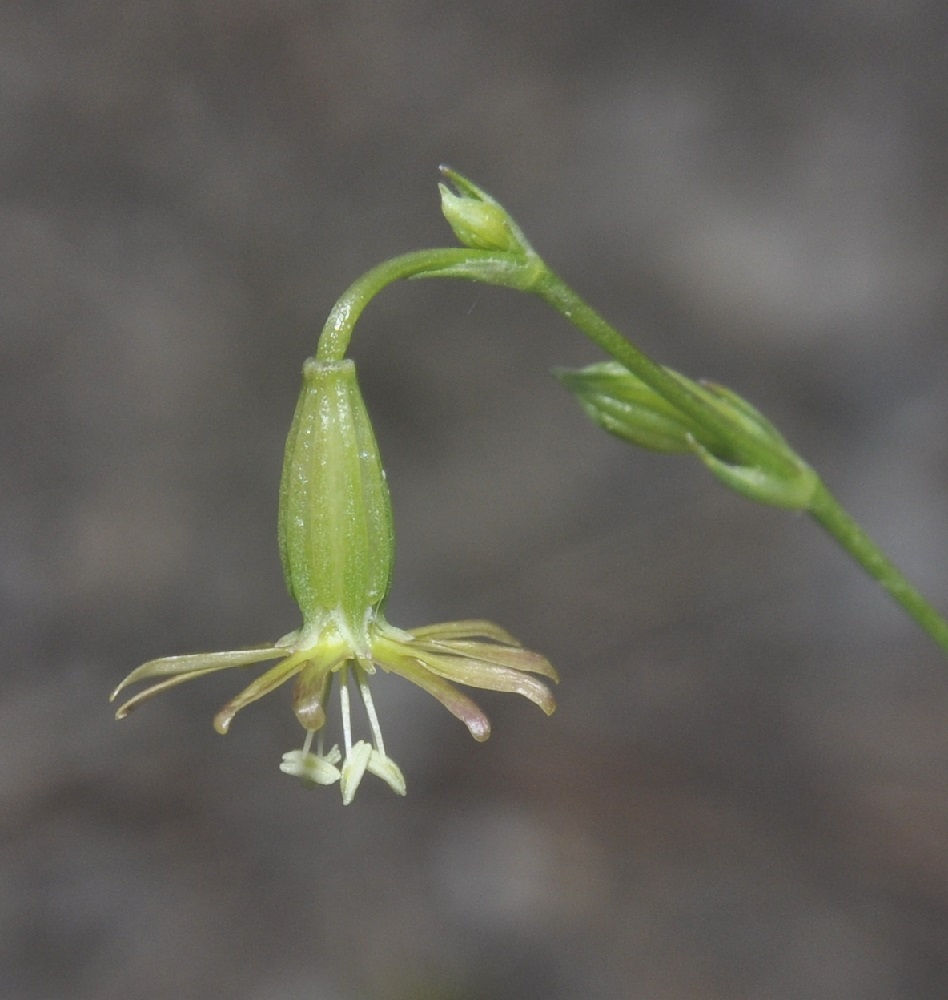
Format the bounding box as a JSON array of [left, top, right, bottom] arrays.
[[318, 249, 787, 476], [316, 249, 537, 361], [544, 266, 948, 654], [530, 268, 789, 472], [315, 239, 948, 657], [809, 481, 948, 655]]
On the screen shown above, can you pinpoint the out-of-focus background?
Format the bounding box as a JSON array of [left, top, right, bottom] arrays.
[[3, 3, 948, 998]]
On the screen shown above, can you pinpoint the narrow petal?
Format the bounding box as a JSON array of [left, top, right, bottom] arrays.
[[213, 650, 310, 734], [114, 670, 239, 720], [292, 651, 346, 731], [413, 639, 559, 681], [111, 645, 288, 702], [414, 653, 557, 716], [408, 620, 522, 644], [383, 655, 491, 741]]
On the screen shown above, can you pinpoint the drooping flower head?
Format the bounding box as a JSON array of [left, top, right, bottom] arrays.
[[112, 357, 557, 802]]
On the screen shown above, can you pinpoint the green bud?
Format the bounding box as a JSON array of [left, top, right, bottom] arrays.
[[698, 381, 790, 453], [687, 434, 819, 510], [690, 380, 820, 509], [555, 361, 701, 453], [438, 166, 534, 257], [558, 360, 819, 511], [278, 358, 394, 645], [439, 185, 521, 253]]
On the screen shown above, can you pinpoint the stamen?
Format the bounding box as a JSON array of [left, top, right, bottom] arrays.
[[339, 662, 353, 753], [355, 664, 386, 754], [302, 729, 315, 755], [318, 672, 334, 757]]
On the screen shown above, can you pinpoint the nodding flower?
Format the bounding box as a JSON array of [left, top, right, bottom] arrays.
[[112, 357, 557, 803]]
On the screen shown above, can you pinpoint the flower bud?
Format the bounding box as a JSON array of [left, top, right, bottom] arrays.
[[439, 185, 521, 253], [438, 166, 534, 257], [278, 358, 394, 646], [556, 361, 699, 453], [687, 381, 819, 509], [559, 361, 819, 510]]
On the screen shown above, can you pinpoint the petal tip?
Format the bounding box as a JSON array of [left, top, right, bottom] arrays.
[[212, 710, 233, 735], [468, 718, 492, 742]]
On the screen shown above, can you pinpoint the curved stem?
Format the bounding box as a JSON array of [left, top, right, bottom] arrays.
[[319, 249, 790, 476], [808, 481, 948, 654], [316, 249, 537, 361], [314, 234, 948, 657]]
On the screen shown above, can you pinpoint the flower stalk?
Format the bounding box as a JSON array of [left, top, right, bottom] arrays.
[[309, 166, 948, 658], [113, 166, 948, 804]]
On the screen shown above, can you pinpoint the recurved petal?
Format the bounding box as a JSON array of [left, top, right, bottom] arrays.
[[111, 645, 288, 702], [385, 655, 491, 741], [113, 670, 236, 720], [292, 652, 346, 731], [213, 649, 311, 734], [414, 639, 559, 681], [408, 620, 522, 645], [415, 652, 557, 716]]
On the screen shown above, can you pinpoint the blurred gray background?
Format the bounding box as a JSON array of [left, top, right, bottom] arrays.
[[3, 2, 948, 998]]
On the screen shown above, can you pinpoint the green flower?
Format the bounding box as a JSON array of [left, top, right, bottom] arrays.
[[112, 357, 557, 803]]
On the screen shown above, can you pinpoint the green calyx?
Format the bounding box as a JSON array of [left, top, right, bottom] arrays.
[[438, 165, 534, 258], [278, 358, 394, 646], [439, 187, 521, 253], [558, 361, 819, 510], [556, 362, 707, 455]]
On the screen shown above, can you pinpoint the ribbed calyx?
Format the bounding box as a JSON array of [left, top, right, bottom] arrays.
[[278, 358, 394, 647]]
